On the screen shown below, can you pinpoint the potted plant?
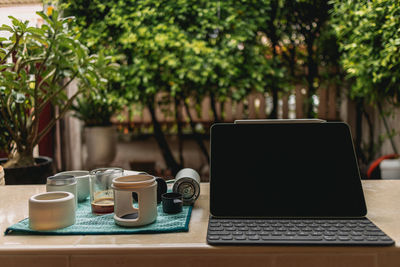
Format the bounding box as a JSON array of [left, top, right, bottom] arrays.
[[0, 11, 105, 184], [72, 58, 123, 169], [332, 1, 400, 179]]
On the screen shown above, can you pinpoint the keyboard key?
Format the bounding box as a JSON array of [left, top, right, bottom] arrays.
[[327, 227, 338, 232], [234, 236, 246, 240], [365, 232, 381, 236], [217, 231, 231, 235], [209, 227, 224, 231], [263, 227, 274, 231], [338, 231, 350, 236], [259, 232, 270, 236], [323, 232, 335, 236], [221, 235, 233, 240], [271, 232, 282, 236], [208, 232, 220, 236], [208, 236, 220, 240], [312, 232, 323, 236], [338, 236, 351, 241], [352, 232, 362, 236], [232, 231, 243, 236], [249, 235, 260, 240], [245, 232, 257, 236], [333, 224, 344, 228]]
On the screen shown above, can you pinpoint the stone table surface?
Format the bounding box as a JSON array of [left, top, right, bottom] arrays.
[[0, 181, 399, 267]]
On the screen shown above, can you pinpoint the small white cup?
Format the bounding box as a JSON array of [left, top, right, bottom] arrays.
[[29, 191, 75, 230], [56, 171, 90, 202]]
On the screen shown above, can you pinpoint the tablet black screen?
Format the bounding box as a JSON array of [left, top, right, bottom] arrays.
[[210, 122, 367, 217]]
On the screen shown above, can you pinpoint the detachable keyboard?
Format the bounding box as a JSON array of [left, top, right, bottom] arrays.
[[207, 217, 394, 246]]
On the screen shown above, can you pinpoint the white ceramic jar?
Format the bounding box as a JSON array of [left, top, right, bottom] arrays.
[[29, 191, 75, 230], [112, 174, 157, 227]]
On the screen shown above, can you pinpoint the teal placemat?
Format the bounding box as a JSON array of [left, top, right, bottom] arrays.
[[4, 199, 192, 235]]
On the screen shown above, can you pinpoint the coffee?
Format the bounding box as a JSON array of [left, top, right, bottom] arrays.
[[91, 197, 114, 214], [89, 167, 123, 214]]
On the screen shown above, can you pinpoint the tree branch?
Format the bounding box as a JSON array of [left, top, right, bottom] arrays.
[[33, 89, 81, 146], [0, 34, 20, 65], [36, 71, 79, 115], [0, 98, 20, 145]]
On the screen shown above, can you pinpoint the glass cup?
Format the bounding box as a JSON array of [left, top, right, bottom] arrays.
[[89, 167, 124, 214], [46, 174, 77, 209]]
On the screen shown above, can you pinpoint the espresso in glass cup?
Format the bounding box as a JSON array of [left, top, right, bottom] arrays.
[[89, 168, 124, 214]]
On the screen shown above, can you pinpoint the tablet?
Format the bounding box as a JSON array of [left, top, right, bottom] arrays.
[[210, 122, 367, 217]]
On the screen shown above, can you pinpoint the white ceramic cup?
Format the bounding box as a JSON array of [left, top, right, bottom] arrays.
[[112, 174, 157, 227], [29, 191, 75, 230], [56, 171, 90, 202]]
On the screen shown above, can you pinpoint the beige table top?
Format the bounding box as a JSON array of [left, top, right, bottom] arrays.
[[0, 181, 400, 267]]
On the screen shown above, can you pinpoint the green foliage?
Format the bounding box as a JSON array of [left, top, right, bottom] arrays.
[[332, 0, 400, 104], [0, 11, 106, 167], [62, 0, 274, 106], [72, 53, 123, 127], [72, 89, 123, 127]]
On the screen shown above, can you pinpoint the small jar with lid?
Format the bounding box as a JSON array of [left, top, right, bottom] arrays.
[[46, 174, 77, 208]]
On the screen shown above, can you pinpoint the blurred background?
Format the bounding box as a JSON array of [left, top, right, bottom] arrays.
[[1, 0, 399, 181]]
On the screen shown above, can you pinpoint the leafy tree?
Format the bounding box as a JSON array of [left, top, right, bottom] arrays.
[[284, 0, 331, 117], [256, 0, 290, 119], [332, 0, 400, 156], [62, 0, 273, 174]]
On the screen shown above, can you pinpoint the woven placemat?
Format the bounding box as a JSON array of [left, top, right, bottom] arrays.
[[5, 199, 192, 235]]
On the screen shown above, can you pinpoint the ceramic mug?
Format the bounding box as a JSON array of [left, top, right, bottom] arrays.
[[112, 174, 157, 227], [56, 170, 90, 202]]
